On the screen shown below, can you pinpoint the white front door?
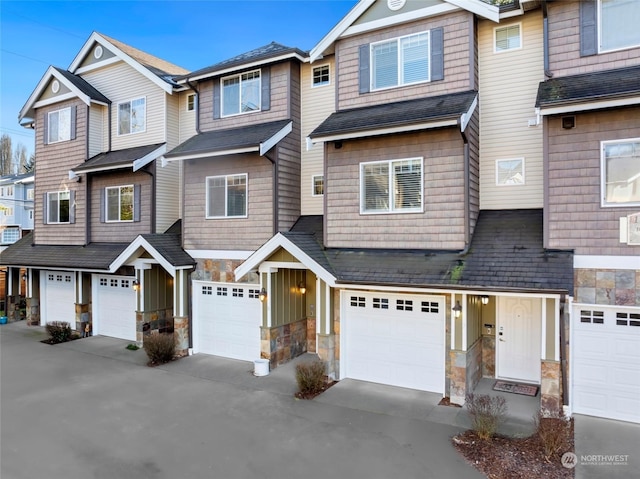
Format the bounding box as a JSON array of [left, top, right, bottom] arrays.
[[497, 297, 541, 383]]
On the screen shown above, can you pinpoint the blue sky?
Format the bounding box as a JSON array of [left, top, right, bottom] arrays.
[[0, 0, 356, 163]]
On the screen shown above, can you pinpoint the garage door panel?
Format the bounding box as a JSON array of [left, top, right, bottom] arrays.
[[344, 291, 444, 393], [42, 271, 76, 328], [95, 276, 136, 341]]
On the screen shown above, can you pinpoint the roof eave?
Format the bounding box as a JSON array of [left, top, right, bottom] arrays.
[[537, 94, 640, 116]]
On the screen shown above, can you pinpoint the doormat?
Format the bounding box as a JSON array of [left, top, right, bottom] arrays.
[[493, 380, 538, 397]]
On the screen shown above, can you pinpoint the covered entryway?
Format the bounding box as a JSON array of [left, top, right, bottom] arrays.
[[192, 281, 262, 361], [341, 291, 445, 393], [92, 275, 137, 341], [40, 271, 76, 328], [572, 305, 640, 423]]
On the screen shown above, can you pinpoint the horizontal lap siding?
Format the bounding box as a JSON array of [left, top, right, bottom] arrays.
[[547, 1, 640, 77], [81, 62, 166, 150], [88, 104, 106, 158], [546, 107, 640, 255], [301, 58, 335, 215], [89, 171, 153, 242], [155, 94, 181, 234], [34, 99, 87, 245], [336, 11, 473, 110], [478, 12, 544, 210], [179, 91, 197, 143], [182, 155, 274, 251], [325, 129, 466, 249]]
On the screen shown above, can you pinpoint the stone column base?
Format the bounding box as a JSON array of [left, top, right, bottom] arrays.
[[541, 360, 562, 416], [26, 297, 40, 326], [317, 333, 337, 380], [173, 316, 189, 356]]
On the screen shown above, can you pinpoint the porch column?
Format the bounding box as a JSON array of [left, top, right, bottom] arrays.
[[173, 269, 189, 355], [540, 297, 562, 415]]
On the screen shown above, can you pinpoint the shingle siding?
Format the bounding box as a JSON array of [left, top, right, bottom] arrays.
[[546, 106, 640, 255]]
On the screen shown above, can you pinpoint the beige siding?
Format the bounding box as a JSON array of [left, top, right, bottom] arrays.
[[182, 155, 274, 251], [478, 12, 544, 210], [33, 99, 87, 245], [89, 171, 153, 242], [81, 61, 166, 150], [301, 58, 335, 215], [547, 1, 640, 78], [336, 10, 474, 110], [179, 91, 197, 143], [166, 92, 180, 150], [325, 128, 466, 250], [198, 62, 294, 132], [40, 78, 72, 101], [88, 104, 106, 158], [155, 160, 180, 234], [546, 107, 640, 256]]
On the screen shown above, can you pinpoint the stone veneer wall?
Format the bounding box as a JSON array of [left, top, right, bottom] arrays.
[[541, 360, 562, 415], [75, 303, 91, 335], [261, 318, 307, 370], [5, 295, 25, 323], [192, 258, 259, 284], [481, 335, 495, 377], [26, 297, 40, 326], [306, 317, 316, 353], [449, 338, 483, 405], [138, 307, 175, 344], [574, 268, 640, 305]]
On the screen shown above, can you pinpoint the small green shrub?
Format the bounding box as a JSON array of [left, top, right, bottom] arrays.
[[143, 333, 176, 364], [535, 408, 572, 462], [465, 393, 508, 440], [295, 360, 326, 395], [126, 343, 140, 351], [45, 321, 72, 343]]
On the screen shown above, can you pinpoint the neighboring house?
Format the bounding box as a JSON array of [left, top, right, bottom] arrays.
[[1, 32, 195, 349], [0, 173, 34, 250], [535, 0, 640, 423]]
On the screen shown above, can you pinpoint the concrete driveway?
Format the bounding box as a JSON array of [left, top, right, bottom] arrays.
[[1, 322, 483, 479]]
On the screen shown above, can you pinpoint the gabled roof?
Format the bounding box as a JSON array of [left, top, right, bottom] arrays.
[[309, 90, 477, 142], [68, 32, 189, 94], [179, 42, 307, 83], [0, 233, 129, 271], [0, 173, 34, 186], [236, 210, 574, 294], [163, 120, 293, 162], [536, 65, 640, 116], [71, 143, 166, 175], [19, 66, 111, 121], [309, 0, 500, 62]]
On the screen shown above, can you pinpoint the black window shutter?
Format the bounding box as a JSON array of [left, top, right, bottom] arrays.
[[430, 27, 444, 81], [69, 190, 75, 224], [100, 189, 105, 223], [213, 80, 221, 119], [359, 44, 370, 94], [580, 0, 598, 56], [261, 67, 271, 111], [43, 113, 49, 145], [133, 184, 141, 222], [42, 193, 48, 224], [70, 106, 77, 140]]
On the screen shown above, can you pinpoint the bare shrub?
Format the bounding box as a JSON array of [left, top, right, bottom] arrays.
[[465, 393, 508, 440], [295, 360, 326, 396], [143, 333, 176, 365], [535, 408, 572, 462], [45, 321, 72, 343]]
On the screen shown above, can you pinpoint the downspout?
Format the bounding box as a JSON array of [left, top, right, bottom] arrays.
[[85, 105, 91, 246], [458, 121, 471, 256], [263, 150, 278, 236], [186, 80, 201, 134], [543, 0, 553, 79]]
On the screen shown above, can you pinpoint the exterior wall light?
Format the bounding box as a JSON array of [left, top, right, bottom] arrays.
[[481, 295, 489, 306], [298, 282, 306, 294], [259, 288, 267, 302], [452, 300, 462, 319], [132, 279, 140, 292]]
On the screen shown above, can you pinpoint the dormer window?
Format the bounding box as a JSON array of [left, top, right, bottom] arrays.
[[222, 70, 261, 117]]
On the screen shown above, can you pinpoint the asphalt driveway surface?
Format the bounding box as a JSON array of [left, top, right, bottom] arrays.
[[1, 323, 482, 479]]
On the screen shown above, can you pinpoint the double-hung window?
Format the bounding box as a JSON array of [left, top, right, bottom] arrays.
[[360, 158, 423, 214], [371, 32, 430, 90], [118, 97, 146, 135], [599, 0, 640, 52], [48, 107, 71, 143], [106, 185, 134, 222], [494, 24, 521, 52], [47, 191, 70, 223], [206, 174, 247, 218], [601, 139, 640, 206], [222, 70, 260, 116]]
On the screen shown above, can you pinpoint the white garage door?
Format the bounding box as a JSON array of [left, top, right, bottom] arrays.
[[193, 282, 261, 361], [342, 291, 445, 393], [94, 276, 137, 341], [41, 271, 76, 328], [572, 306, 640, 423]]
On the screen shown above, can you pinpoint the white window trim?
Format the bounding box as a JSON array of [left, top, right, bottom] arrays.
[[311, 64, 331, 88], [312, 174, 324, 197], [600, 137, 640, 208], [116, 96, 146, 136], [220, 69, 261, 118], [359, 157, 424, 215], [105, 184, 134, 223], [205, 173, 249, 219], [186, 93, 196, 111], [598, 0, 640, 54], [493, 22, 522, 53], [370, 31, 431, 92], [47, 191, 70, 224], [47, 107, 72, 144], [495, 158, 525, 186]]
